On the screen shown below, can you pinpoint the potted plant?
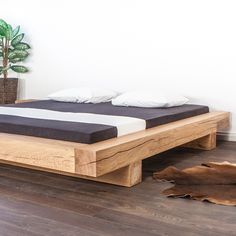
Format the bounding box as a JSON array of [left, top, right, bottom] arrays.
[[0, 19, 30, 104]]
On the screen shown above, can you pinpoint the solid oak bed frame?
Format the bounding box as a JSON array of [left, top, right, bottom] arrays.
[[0, 100, 230, 187]]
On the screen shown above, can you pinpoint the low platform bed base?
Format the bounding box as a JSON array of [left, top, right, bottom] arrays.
[[0, 111, 229, 187]]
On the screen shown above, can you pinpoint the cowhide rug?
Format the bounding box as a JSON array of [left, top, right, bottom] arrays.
[[153, 162, 236, 206]]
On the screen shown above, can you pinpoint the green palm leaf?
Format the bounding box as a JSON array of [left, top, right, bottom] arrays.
[[8, 49, 29, 60], [14, 50, 29, 58], [9, 56, 27, 63], [9, 58, 23, 64], [12, 25, 20, 38], [11, 65, 29, 73], [6, 24, 13, 40], [0, 19, 8, 30], [0, 25, 6, 37], [11, 33, 24, 46], [8, 51, 16, 59], [10, 58, 20, 63], [0, 20, 31, 75], [14, 42, 30, 50]]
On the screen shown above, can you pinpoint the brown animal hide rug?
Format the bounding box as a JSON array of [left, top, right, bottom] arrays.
[[153, 162, 236, 206]]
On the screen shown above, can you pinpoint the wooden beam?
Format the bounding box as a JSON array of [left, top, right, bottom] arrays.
[[0, 133, 142, 187], [0, 133, 84, 173], [0, 111, 230, 186], [86, 160, 142, 187], [0, 159, 142, 187], [183, 128, 217, 150], [75, 112, 230, 177]]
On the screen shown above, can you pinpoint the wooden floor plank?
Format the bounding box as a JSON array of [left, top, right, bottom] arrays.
[[0, 141, 235, 235], [0, 178, 158, 236], [0, 220, 43, 236]]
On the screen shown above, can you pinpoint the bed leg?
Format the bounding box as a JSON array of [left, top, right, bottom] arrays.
[[87, 160, 142, 187], [183, 129, 217, 151]]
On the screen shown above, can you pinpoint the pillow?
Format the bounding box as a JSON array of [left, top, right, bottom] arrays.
[[112, 91, 189, 108], [48, 88, 118, 103]]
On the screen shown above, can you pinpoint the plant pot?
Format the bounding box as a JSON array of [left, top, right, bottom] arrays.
[[0, 78, 18, 104]]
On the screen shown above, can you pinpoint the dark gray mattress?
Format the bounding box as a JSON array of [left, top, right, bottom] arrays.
[[0, 100, 209, 144]]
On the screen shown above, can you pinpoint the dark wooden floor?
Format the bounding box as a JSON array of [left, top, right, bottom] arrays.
[[0, 141, 235, 236]]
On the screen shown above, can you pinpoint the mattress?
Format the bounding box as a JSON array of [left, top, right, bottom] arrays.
[[0, 100, 209, 144]]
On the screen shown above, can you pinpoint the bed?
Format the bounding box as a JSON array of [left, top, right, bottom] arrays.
[[0, 100, 230, 187]]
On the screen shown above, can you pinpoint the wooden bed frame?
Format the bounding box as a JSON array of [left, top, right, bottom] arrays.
[[0, 101, 230, 187]]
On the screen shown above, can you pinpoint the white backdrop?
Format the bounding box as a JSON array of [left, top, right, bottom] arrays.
[[2, 0, 236, 139]]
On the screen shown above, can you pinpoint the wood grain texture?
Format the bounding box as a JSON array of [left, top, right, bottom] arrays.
[[75, 112, 230, 177], [183, 129, 217, 150], [85, 160, 142, 187], [0, 141, 235, 235], [0, 133, 83, 173], [0, 159, 142, 187], [0, 108, 230, 186]]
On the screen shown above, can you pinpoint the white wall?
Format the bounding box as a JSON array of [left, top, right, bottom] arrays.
[[2, 0, 236, 139]]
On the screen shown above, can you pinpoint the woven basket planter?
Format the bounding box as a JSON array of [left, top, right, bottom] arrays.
[[0, 78, 18, 104]]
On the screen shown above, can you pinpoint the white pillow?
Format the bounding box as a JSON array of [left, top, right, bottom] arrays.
[[48, 88, 118, 103], [112, 91, 189, 108]]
